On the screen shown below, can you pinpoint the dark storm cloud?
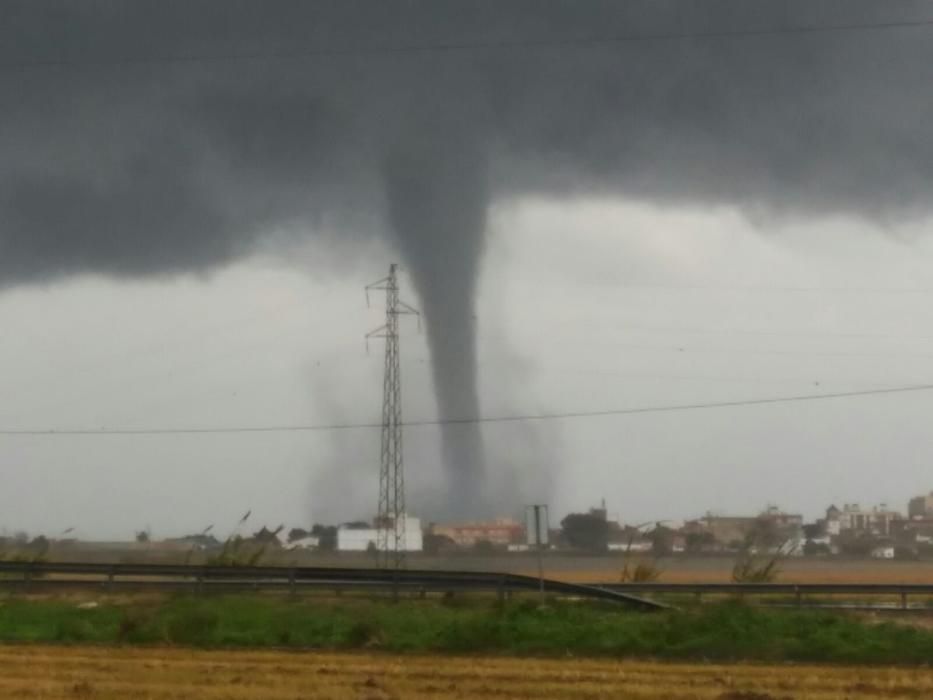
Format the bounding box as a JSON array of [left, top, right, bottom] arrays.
[[4, 0, 932, 275], [2, 0, 932, 513]]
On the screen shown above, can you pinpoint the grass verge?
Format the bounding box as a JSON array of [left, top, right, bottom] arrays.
[[0, 596, 931, 664]]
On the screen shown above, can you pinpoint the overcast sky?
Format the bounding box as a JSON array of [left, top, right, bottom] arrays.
[[2, 198, 933, 538], [3, 1, 933, 538]]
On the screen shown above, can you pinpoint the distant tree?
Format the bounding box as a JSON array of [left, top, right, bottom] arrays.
[[135, 530, 150, 544], [746, 517, 782, 550], [802, 523, 823, 540], [732, 548, 782, 583], [620, 559, 662, 582], [560, 513, 608, 553], [0, 535, 50, 566], [836, 532, 876, 557], [648, 525, 675, 557], [423, 533, 457, 555], [176, 533, 220, 548], [685, 531, 716, 553], [311, 524, 337, 551], [342, 521, 371, 530], [803, 540, 831, 556], [251, 525, 284, 546], [28, 535, 50, 556], [287, 527, 309, 543], [207, 534, 266, 567], [732, 531, 794, 583]]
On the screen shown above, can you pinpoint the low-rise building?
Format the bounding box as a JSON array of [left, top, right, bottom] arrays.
[[837, 503, 901, 537], [336, 515, 423, 552], [430, 518, 524, 548], [891, 518, 933, 545], [760, 505, 803, 531], [909, 492, 933, 519], [822, 505, 842, 536], [687, 507, 803, 551], [689, 515, 758, 549]]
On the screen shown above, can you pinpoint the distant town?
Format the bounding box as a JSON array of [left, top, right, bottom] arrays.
[[8, 491, 933, 563], [305, 491, 933, 561]]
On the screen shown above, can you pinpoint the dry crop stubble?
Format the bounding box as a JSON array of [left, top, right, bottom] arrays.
[[0, 646, 932, 699]]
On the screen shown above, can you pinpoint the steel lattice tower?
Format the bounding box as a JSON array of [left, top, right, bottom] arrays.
[[366, 264, 418, 569]]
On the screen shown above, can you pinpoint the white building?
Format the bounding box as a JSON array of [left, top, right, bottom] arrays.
[[337, 516, 423, 552], [837, 503, 901, 537]]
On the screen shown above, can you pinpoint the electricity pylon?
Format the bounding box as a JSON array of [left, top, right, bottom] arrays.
[[366, 264, 419, 569]]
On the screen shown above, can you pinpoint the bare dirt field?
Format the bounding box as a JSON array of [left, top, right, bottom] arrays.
[[2, 645, 932, 699], [292, 553, 933, 584], [47, 545, 933, 585], [532, 557, 933, 584]]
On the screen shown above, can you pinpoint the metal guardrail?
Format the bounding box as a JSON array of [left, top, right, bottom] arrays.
[[596, 582, 933, 610], [7, 562, 930, 610], [599, 582, 933, 593], [0, 561, 665, 610]]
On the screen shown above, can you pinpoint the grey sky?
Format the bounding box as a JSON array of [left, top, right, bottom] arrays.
[[2, 1, 933, 536], [2, 199, 932, 538]]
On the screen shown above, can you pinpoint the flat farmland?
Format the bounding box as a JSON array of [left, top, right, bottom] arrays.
[[3, 645, 933, 699], [273, 553, 933, 584], [46, 547, 933, 584], [316, 555, 933, 584], [543, 558, 933, 584]]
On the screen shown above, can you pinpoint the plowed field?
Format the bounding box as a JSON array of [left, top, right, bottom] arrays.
[[2, 645, 932, 699]]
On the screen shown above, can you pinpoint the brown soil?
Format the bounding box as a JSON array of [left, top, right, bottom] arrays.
[[2, 646, 932, 699]]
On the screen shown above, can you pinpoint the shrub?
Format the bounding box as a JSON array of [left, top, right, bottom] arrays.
[[620, 559, 662, 582]]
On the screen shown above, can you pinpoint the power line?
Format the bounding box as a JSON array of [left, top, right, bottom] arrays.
[[547, 340, 933, 360], [2, 382, 931, 436], [608, 322, 933, 341], [3, 16, 933, 71], [572, 282, 933, 295], [462, 356, 926, 386]]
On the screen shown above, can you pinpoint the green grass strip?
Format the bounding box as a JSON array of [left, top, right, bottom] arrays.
[[0, 596, 930, 664]]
